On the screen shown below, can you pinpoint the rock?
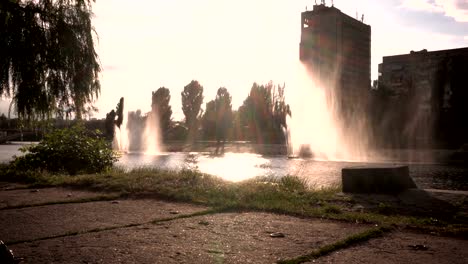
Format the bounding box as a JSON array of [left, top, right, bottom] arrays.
[[298, 144, 313, 158], [342, 165, 416, 194], [269, 232, 285, 238]]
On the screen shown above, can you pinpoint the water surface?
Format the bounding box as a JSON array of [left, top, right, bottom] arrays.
[[1, 144, 467, 190]]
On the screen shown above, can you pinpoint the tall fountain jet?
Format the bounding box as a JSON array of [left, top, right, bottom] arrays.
[[290, 4, 373, 161], [113, 98, 163, 155], [142, 109, 163, 155]]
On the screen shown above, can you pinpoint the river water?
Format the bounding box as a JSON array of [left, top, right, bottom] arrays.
[[1, 143, 467, 190]]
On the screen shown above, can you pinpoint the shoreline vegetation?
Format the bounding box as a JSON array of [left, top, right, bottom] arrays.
[[1, 164, 466, 238]]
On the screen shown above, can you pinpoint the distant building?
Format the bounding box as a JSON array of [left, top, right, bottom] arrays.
[[300, 3, 371, 118], [375, 47, 468, 147]]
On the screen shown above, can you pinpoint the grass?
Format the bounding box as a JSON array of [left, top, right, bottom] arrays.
[[278, 226, 392, 264], [0, 194, 122, 210], [1, 164, 466, 236]]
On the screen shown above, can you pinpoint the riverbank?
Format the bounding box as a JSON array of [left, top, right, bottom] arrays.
[[0, 172, 467, 263], [1, 167, 467, 233], [2, 143, 468, 190]]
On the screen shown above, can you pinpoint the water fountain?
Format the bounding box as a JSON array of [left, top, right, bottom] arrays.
[[113, 114, 129, 153], [113, 110, 163, 155], [287, 64, 373, 162]]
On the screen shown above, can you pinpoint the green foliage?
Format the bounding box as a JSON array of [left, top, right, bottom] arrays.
[[12, 124, 118, 175], [214, 87, 232, 142], [0, 0, 100, 119], [152, 87, 173, 135], [376, 202, 394, 215], [239, 82, 291, 143], [181, 80, 204, 141], [105, 97, 125, 139], [201, 88, 233, 141], [201, 100, 216, 139], [115, 97, 124, 128], [278, 175, 308, 193], [322, 203, 342, 214]]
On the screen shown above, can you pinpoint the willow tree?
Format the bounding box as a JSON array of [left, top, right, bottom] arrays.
[[0, 0, 100, 120]]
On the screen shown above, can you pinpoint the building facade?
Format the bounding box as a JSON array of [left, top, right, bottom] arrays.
[[300, 3, 371, 119], [375, 47, 468, 147]]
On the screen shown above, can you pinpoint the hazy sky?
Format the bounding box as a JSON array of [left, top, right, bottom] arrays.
[[2, 0, 468, 119]]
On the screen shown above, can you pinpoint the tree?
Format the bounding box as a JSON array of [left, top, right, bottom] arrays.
[[214, 87, 232, 151], [151, 87, 172, 136], [201, 100, 216, 140], [239, 82, 291, 144], [104, 97, 124, 140], [181, 80, 203, 142], [272, 83, 291, 142], [0, 0, 100, 120], [115, 97, 124, 128]]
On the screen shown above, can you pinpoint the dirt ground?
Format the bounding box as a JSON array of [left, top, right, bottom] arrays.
[[1, 183, 467, 263]]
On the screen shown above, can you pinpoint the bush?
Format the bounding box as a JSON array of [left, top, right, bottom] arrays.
[[12, 124, 118, 175]]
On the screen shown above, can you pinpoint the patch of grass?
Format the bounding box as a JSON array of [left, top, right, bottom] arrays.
[[322, 203, 342, 214], [376, 202, 394, 215], [278, 226, 392, 264], [2, 165, 466, 234], [0, 194, 122, 210]]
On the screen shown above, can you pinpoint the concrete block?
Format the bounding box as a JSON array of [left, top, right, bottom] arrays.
[[342, 165, 416, 194]]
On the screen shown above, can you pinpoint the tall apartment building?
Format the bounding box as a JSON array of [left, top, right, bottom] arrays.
[[299, 3, 371, 117], [376, 47, 468, 147]]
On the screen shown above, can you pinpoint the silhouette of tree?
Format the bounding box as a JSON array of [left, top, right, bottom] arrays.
[[104, 110, 116, 140], [0, 0, 100, 120], [181, 80, 203, 142], [214, 87, 232, 152], [151, 87, 172, 136], [272, 83, 291, 142], [126, 109, 146, 150], [104, 97, 124, 140], [239, 82, 291, 144], [201, 100, 216, 140], [115, 97, 124, 128]]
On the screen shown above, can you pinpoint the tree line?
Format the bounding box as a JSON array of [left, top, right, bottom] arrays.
[[105, 80, 292, 145], [1, 1, 291, 145]]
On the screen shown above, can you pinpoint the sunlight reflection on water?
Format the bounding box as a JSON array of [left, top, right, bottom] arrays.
[[1, 144, 466, 190], [115, 151, 468, 190], [115, 151, 358, 187]]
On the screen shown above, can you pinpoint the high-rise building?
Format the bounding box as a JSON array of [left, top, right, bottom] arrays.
[[300, 3, 371, 117], [375, 47, 468, 147]]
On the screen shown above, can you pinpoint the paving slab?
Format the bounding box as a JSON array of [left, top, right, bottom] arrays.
[[9, 212, 371, 263], [0, 199, 208, 243], [308, 232, 468, 264], [0, 187, 119, 209]]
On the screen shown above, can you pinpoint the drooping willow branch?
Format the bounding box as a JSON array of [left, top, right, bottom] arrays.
[[0, 0, 100, 120]]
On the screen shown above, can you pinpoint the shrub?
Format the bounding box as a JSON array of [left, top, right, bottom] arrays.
[[12, 124, 118, 175]]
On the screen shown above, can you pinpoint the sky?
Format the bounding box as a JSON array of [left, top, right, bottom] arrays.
[[1, 0, 468, 119]]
